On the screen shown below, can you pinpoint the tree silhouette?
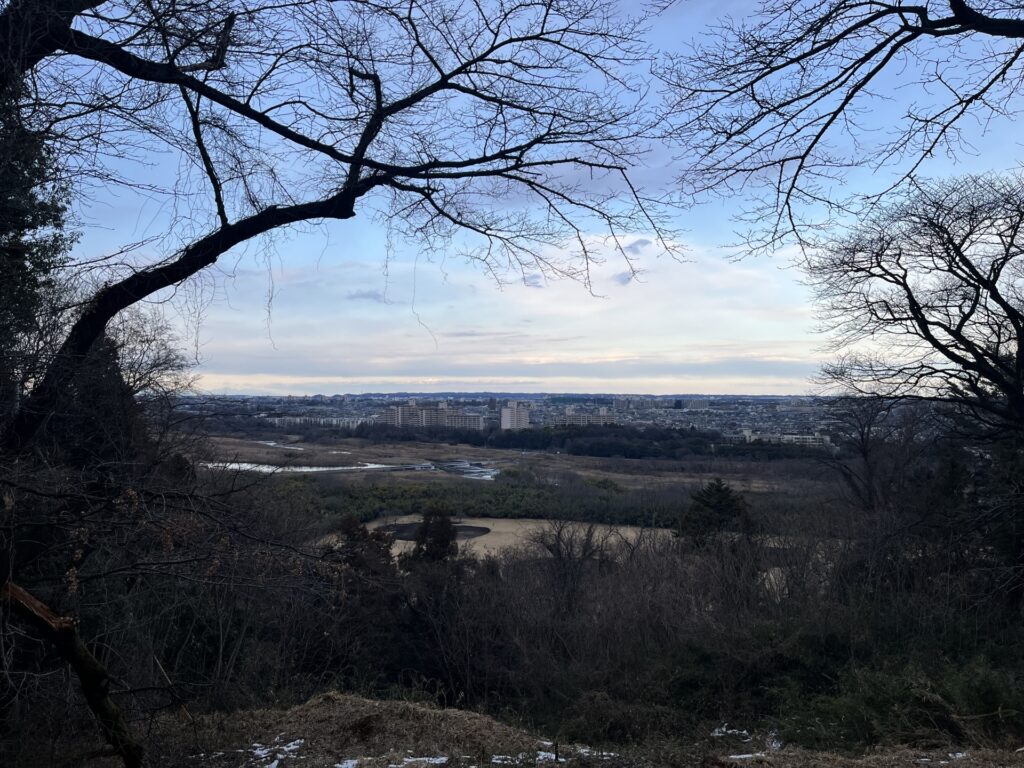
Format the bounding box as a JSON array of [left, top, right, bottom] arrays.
[[0, 0, 674, 452], [809, 173, 1024, 440], [409, 508, 459, 564], [665, 0, 1024, 249], [680, 477, 749, 545]]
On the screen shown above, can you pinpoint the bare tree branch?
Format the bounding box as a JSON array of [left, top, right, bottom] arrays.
[[808, 172, 1024, 438], [664, 0, 1024, 251]]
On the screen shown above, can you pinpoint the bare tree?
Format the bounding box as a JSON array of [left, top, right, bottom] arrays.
[[0, 0, 674, 453], [525, 519, 614, 612], [0, 4, 674, 762], [808, 173, 1024, 438], [823, 398, 925, 516], [664, 0, 1024, 249]]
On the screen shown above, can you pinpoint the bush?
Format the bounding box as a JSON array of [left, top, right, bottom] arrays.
[[774, 659, 1024, 749]]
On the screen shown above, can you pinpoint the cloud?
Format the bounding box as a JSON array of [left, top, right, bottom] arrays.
[[522, 273, 544, 288], [442, 330, 524, 339], [345, 289, 388, 303], [185, 232, 825, 396], [196, 353, 820, 395], [611, 271, 634, 286], [624, 238, 652, 255]]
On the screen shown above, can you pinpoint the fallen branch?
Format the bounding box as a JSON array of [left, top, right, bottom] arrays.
[[1, 580, 144, 768]]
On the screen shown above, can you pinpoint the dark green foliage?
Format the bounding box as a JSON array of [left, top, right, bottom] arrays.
[[308, 471, 685, 527], [408, 508, 459, 563], [774, 659, 1024, 749], [0, 90, 71, 416], [679, 477, 749, 544], [691, 478, 746, 518], [350, 422, 724, 460], [41, 336, 148, 472]]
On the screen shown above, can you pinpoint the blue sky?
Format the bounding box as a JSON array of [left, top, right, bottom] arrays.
[[68, 0, 1023, 396]]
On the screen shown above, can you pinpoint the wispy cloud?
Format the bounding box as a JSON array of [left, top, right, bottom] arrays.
[[611, 271, 633, 286], [442, 330, 524, 339], [346, 289, 388, 303], [624, 238, 652, 255], [522, 273, 544, 288], [187, 232, 825, 395]]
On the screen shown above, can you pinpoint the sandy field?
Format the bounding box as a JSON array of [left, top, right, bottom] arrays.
[[366, 514, 661, 555]]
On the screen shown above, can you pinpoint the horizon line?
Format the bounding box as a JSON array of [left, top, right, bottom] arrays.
[[186, 389, 822, 399]]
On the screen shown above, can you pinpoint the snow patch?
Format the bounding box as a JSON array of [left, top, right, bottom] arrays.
[[574, 747, 617, 759], [245, 737, 305, 766], [536, 752, 564, 762], [712, 724, 751, 741]]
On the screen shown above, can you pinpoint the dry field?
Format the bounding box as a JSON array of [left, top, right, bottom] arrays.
[[367, 514, 660, 555], [204, 436, 829, 496]]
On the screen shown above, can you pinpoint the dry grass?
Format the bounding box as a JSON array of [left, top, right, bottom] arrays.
[[202, 436, 827, 495], [143, 691, 537, 767], [365, 515, 658, 555], [144, 697, 1024, 768], [701, 747, 1024, 767], [29, 692, 1024, 767]]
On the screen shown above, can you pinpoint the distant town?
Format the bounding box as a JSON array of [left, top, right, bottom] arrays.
[[181, 392, 836, 448]]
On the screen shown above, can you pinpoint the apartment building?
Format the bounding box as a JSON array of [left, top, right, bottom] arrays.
[[500, 402, 532, 430]]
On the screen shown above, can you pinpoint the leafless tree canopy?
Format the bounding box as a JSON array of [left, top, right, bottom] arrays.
[[809, 173, 1024, 436], [0, 0, 673, 451], [665, 0, 1024, 250]]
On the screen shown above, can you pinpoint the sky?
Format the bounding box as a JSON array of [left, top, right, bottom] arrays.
[[184, 229, 819, 396], [66, 0, 1024, 397]]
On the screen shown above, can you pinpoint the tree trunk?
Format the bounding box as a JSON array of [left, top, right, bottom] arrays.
[[1, 580, 145, 768]]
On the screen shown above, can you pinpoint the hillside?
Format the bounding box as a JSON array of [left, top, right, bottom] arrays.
[[132, 693, 1024, 768]]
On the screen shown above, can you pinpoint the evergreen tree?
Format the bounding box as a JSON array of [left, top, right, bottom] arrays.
[[0, 89, 71, 420], [409, 507, 459, 563], [679, 478, 750, 545]]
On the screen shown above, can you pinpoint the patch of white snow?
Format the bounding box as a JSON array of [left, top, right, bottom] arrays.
[[536, 751, 565, 762], [574, 747, 617, 759], [712, 724, 751, 741]]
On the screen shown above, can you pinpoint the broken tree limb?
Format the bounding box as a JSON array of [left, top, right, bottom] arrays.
[[1, 580, 145, 768]]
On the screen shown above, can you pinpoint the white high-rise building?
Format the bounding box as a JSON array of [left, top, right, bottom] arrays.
[[500, 402, 532, 430]]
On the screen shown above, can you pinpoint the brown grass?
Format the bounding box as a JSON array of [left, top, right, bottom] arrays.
[[36, 692, 1024, 767], [702, 747, 1024, 767], [365, 515, 659, 555], [143, 691, 537, 767], [203, 435, 831, 497]]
